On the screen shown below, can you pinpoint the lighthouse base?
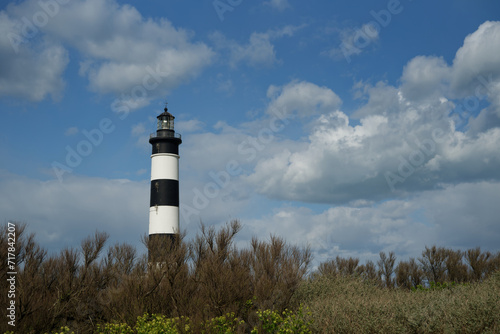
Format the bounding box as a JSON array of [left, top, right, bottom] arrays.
[[148, 233, 179, 263]]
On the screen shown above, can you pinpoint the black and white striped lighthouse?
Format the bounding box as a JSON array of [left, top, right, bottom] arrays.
[[148, 104, 182, 261]]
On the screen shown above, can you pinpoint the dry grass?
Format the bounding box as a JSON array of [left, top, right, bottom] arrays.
[[295, 271, 500, 333]]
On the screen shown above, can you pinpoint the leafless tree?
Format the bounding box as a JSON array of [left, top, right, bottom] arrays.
[[444, 249, 468, 283], [419, 245, 447, 284], [466, 247, 491, 282], [378, 251, 396, 288], [250, 234, 311, 311]]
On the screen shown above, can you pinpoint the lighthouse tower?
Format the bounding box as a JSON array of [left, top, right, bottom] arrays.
[[148, 104, 182, 262]]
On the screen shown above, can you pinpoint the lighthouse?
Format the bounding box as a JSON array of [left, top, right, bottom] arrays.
[[148, 104, 182, 262]]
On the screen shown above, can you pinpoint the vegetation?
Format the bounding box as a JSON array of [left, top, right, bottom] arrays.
[[1, 221, 499, 333], [295, 271, 499, 333]]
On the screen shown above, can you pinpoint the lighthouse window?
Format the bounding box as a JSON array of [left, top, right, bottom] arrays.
[[157, 118, 174, 130]]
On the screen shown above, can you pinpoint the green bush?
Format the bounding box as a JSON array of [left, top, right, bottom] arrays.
[[96, 322, 134, 334], [87, 308, 313, 334], [97, 314, 189, 334], [251, 306, 312, 334], [411, 280, 469, 292], [201, 312, 244, 333], [134, 314, 187, 334]]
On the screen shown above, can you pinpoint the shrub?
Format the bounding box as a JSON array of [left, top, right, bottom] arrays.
[[134, 314, 183, 334], [201, 312, 245, 333], [298, 270, 500, 333], [251, 306, 312, 334], [96, 322, 134, 334]]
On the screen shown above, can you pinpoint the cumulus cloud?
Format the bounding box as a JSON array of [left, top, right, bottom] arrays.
[[0, 42, 68, 101], [55, 0, 213, 104], [448, 21, 500, 133], [396, 21, 500, 133], [244, 23, 500, 204], [248, 77, 500, 203], [351, 81, 401, 119], [231, 32, 277, 67], [267, 80, 342, 117], [0, 8, 68, 101], [401, 56, 451, 101], [210, 25, 303, 68], [0, 0, 214, 107], [451, 21, 500, 96]]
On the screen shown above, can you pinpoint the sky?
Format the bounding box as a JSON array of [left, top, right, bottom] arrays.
[[1, 0, 500, 267]]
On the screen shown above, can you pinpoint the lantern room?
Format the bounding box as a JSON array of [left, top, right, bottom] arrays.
[[157, 107, 175, 131]]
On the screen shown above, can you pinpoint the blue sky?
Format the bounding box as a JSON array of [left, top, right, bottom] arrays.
[[1, 0, 500, 265]]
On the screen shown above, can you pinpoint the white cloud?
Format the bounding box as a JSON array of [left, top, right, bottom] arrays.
[[136, 168, 147, 176], [326, 23, 379, 62], [55, 0, 213, 104], [245, 181, 500, 265], [210, 30, 277, 68], [177, 117, 304, 227], [416, 181, 500, 249], [246, 77, 500, 204], [239, 22, 500, 205], [446, 21, 500, 134], [401, 56, 451, 101], [181, 123, 249, 173], [232, 32, 277, 67], [351, 81, 401, 119], [451, 21, 500, 96], [176, 119, 204, 133], [264, 0, 291, 11], [0, 8, 68, 101], [210, 25, 303, 68], [0, 170, 148, 253], [131, 121, 149, 148], [131, 122, 146, 136], [0, 0, 214, 107], [267, 80, 342, 117]]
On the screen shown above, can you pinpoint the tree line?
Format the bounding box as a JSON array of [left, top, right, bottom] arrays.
[[316, 245, 500, 289]]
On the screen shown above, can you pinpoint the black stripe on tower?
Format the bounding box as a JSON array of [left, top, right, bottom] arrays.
[[149, 130, 182, 154], [150, 179, 179, 207]]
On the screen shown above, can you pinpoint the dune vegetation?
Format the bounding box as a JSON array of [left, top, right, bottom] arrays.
[[1, 221, 499, 333]]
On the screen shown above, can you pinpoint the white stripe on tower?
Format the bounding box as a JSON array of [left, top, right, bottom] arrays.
[[151, 154, 179, 181]]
